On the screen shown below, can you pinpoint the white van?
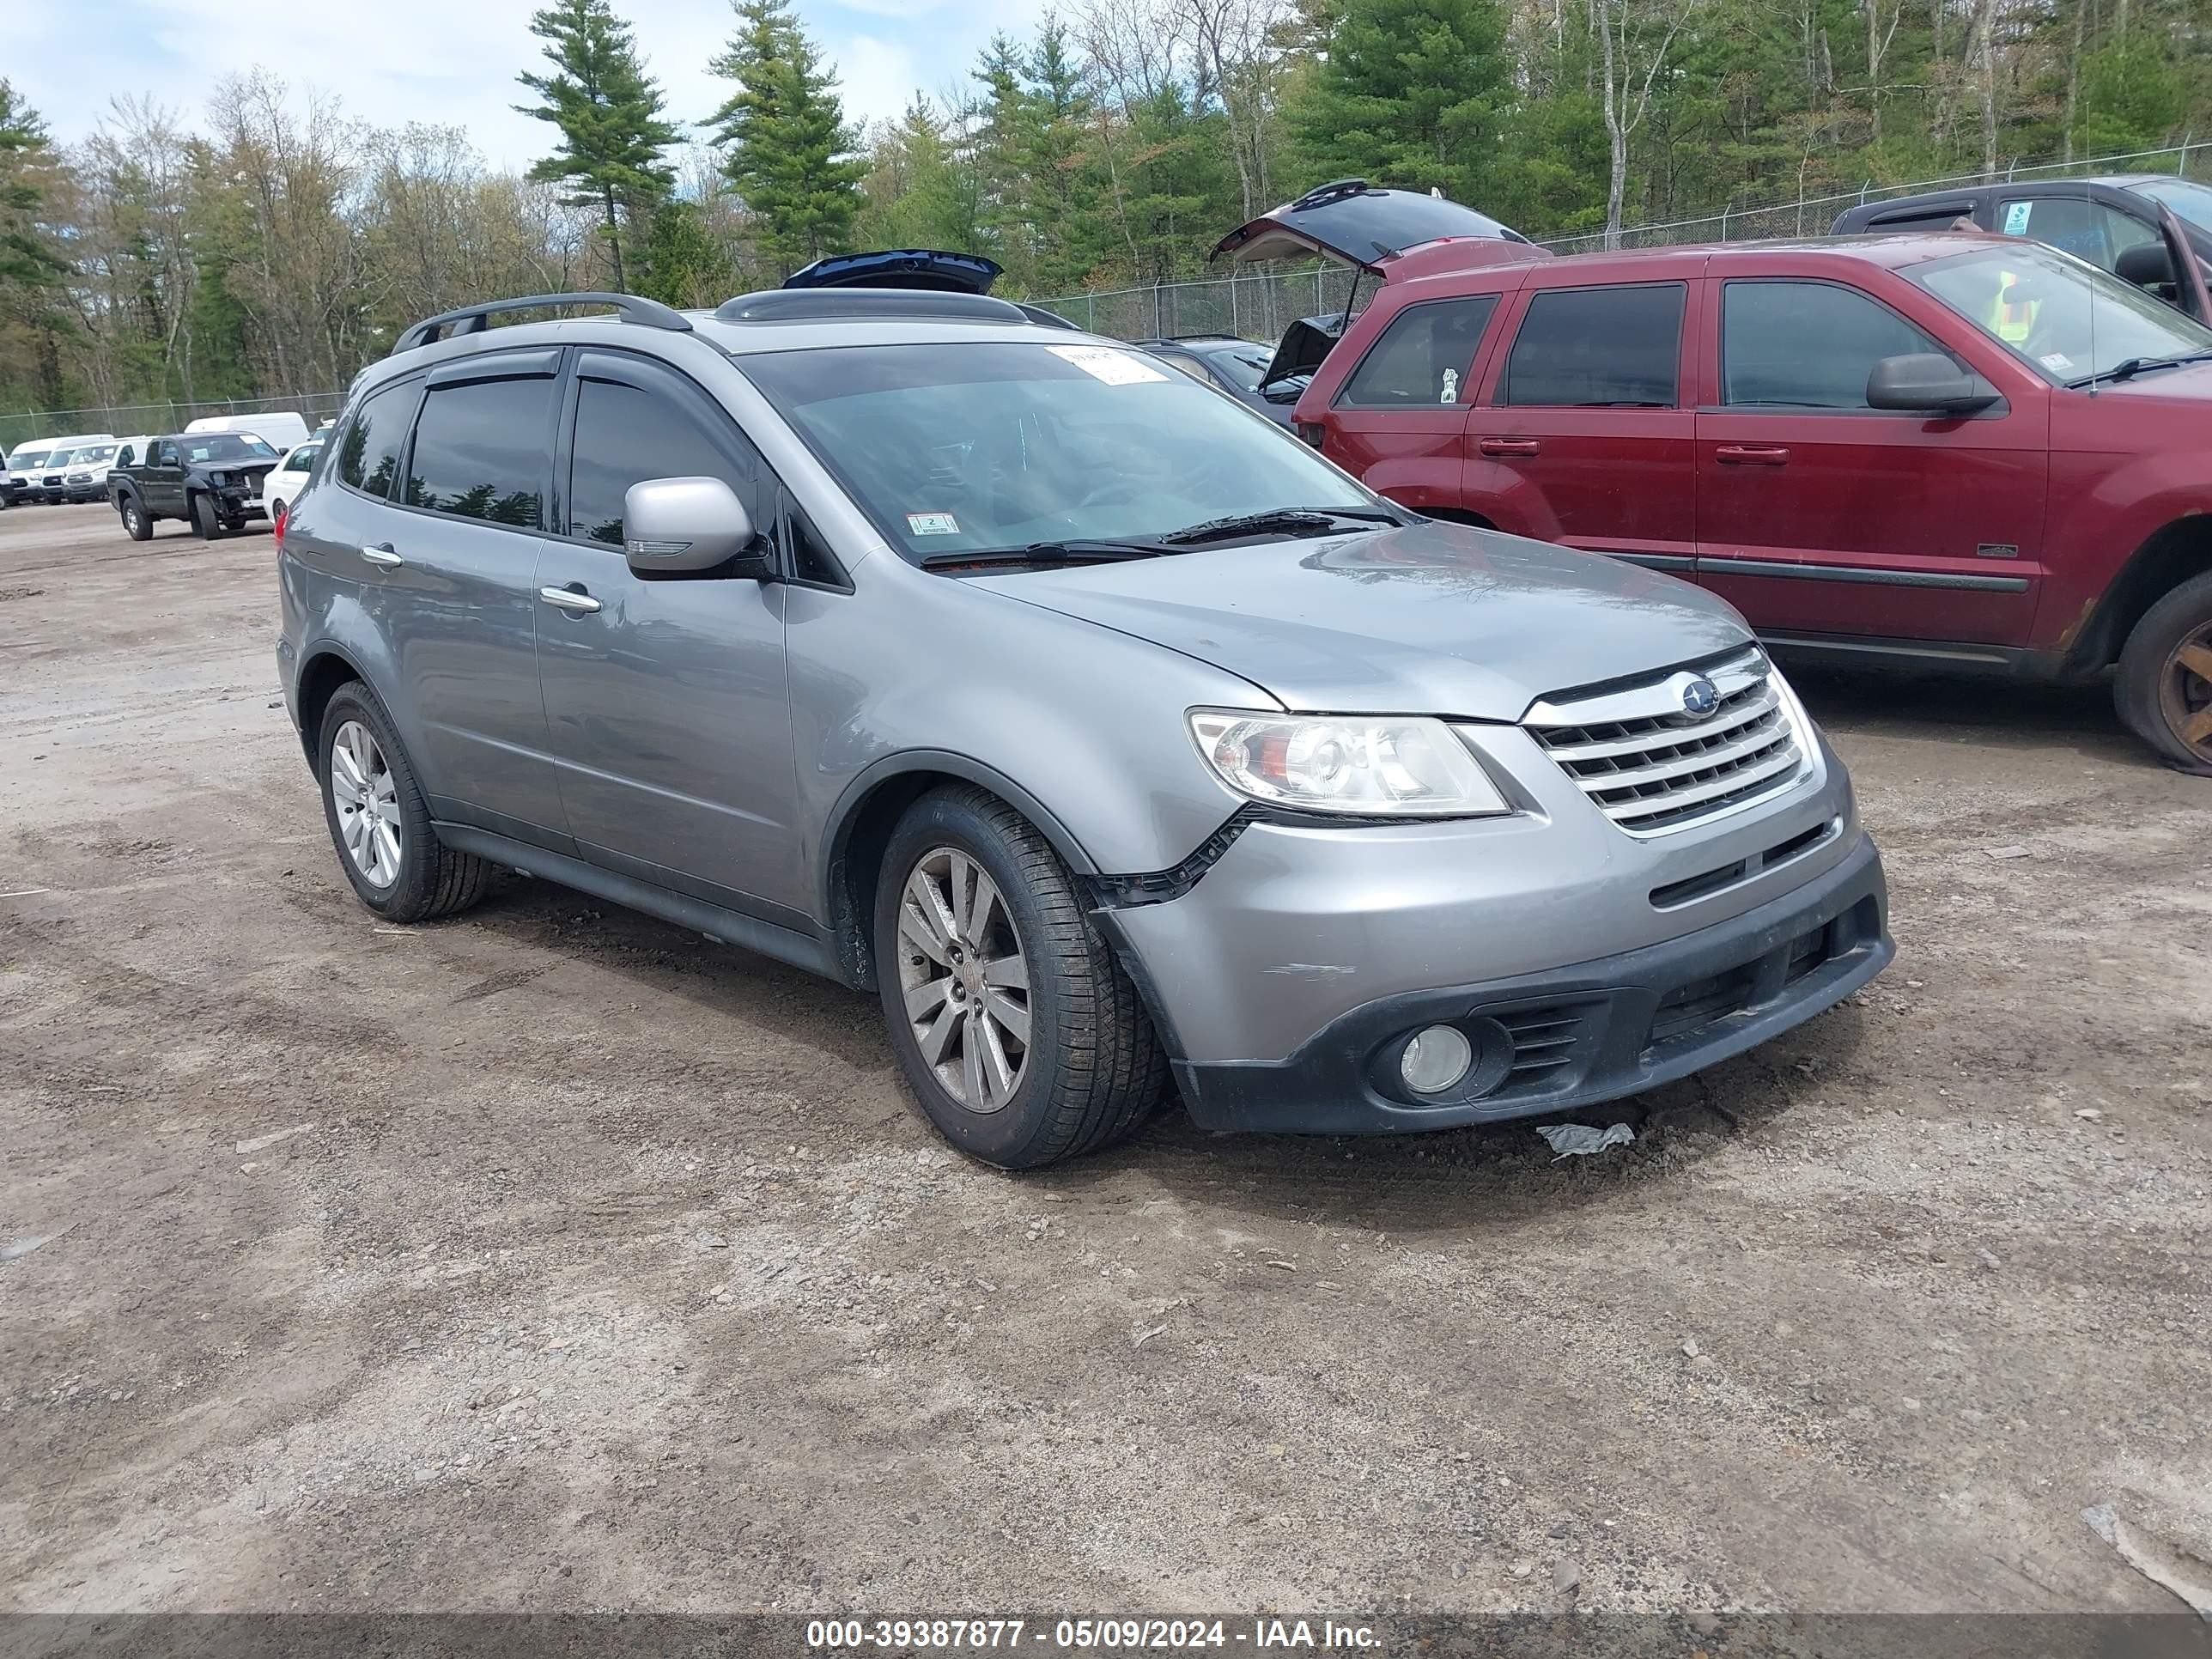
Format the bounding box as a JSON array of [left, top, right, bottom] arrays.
[[184, 411, 313, 456], [8, 432, 118, 503]]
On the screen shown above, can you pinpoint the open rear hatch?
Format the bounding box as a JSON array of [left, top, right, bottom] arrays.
[[1213, 181, 1539, 396], [1211, 179, 1531, 271]]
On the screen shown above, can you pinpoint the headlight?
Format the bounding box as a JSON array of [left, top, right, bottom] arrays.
[[210, 471, 230, 487], [1188, 709, 1510, 817]]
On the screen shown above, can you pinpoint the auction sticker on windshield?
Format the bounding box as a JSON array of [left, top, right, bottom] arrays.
[[1048, 343, 1170, 386], [907, 512, 961, 535]]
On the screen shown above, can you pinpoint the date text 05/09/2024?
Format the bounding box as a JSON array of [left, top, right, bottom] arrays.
[[805, 1618, 1382, 1650]]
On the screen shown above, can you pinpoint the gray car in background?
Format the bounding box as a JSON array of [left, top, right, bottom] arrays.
[[276, 287, 1893, 1169]]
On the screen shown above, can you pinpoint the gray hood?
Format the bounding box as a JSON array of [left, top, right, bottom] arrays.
[[974, 522, 1753, 721]]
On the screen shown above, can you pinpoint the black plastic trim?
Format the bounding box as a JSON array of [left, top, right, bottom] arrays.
[[434, 823, 836, 980], [1171, 832, 1890, 1135], [1715, 557, 2029, 592]]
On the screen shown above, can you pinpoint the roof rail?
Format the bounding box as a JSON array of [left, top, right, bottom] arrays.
[[392, 292, 692, 355], [713, 289, 1031, 325]]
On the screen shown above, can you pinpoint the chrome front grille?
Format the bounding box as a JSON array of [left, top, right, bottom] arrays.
[[1524, 648, 1810, 836]]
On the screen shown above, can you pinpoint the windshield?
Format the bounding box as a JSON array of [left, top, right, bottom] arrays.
[[9, 448, 51, 470], [1909, 241, 2212, 384], [183, 434, 279, 463], [737, 341, 1376, 564], [1201, 344, 1273, 390], [2128, 178, 2212, 233], [73, 445, 117, 465]]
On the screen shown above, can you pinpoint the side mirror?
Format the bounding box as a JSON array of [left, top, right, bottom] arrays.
[[623, 476, 769, 578], [2116, 241, 2175, 289], [1867, 353, 1998, 416]]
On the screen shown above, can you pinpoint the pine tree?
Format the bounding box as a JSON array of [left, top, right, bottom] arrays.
[[857, 97, 986, 255], [636, 197, 735, 307], [515, 0, 679, 294], [1288, 0, 1511, 206], [707, 0, 866, 280], [0, 81, 68, 289]]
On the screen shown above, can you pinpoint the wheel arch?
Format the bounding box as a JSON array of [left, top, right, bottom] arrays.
[[293, 645, 371, 768], [817, 752, 1098, 992], [2063, 513, 2212, 671]]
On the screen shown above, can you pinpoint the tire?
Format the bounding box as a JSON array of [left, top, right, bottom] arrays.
[[189, 492, 222, 539], [316, 680, 490, 922], [873, 786, 1167, 1170], [118, 498, 152, 541], [2114, 570, 2212, 775]]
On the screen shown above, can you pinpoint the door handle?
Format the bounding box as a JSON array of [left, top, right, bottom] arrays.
[[538, 584, 602, 615], [1715, 444, 1790, 465], [360, 543, 403, 567], [1478, 437, 1541, 457]]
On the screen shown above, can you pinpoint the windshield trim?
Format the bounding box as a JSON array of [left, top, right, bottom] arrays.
[[731, 338, 1390, 571]]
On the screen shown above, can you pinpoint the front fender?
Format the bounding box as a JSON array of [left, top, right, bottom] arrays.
[[787, 567, 1269, 925]]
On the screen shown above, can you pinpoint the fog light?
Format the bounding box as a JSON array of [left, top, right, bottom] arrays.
[[1401, 1024, 1474, 1095]]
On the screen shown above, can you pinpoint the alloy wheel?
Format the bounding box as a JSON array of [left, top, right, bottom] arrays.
[[896, 847, 1032, 1113], [329, 719, 403, 887], [2162, 624, 2212, 764]]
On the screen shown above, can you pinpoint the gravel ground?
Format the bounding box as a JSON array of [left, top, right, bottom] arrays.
[[1, 501, 2207, 1618]]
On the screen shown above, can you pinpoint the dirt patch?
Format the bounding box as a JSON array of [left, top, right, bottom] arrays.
[[1, 503, 2207, 1616]]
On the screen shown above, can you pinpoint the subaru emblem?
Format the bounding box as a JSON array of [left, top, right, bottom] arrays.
[[1680, 677, 1721, 718]]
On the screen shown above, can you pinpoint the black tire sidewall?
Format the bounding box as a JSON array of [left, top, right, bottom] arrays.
[[873, 794, 1080, 1168], [191, 494, 219, 538], [317, 684, 442, 920], [121, 501, 149, 540], [2116, 571, 2212, 769]]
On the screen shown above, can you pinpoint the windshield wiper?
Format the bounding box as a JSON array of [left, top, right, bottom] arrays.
[[921, 538, 1175, 570], [1157, 506, 1402, 547], [2069, 349, 2212, 389]]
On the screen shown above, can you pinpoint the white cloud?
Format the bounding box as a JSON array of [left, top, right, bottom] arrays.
[[17, 0, 1054, 169]]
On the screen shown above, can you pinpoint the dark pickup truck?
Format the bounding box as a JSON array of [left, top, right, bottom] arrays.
[[108, 432, 283, 540]]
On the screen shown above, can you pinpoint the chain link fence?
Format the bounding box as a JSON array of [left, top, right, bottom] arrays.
[[1033, 139, 2212, 341], [1, 392, 348, 458], [8, 141, 2210, 436]]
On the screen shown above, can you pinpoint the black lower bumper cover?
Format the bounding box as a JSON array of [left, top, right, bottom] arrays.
[[1173, 831, 1892, 1135]]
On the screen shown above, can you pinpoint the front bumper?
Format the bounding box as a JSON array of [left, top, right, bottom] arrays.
[[1164, 830, 1889, 1133]]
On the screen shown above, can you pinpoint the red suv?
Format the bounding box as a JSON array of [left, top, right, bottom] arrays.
[[1284, 230, 2212, 772]]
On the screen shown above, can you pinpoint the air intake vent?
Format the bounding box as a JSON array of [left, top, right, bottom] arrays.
[[1524, 648, 1811, 836]]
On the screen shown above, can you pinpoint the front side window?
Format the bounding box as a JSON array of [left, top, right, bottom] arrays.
[[1339, 295, 1498, 406], [1503, 283, 1686, 407], [1911, 242, 2212, 385], [738, 341, 1377, 564], [1723, 281, 1955, 409], [1996, 196, 2162, 273], [404, 377, 554, 527], [566, 376, 753, 545]]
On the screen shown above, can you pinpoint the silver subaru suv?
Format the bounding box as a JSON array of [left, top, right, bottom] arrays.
[[276, 289, 1893, 1168]]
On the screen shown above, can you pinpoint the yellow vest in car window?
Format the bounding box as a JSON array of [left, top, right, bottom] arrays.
[[1985, 271, 2039, 343]]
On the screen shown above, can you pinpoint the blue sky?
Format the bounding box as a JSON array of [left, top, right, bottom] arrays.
[[15, 0, 1053, 169]]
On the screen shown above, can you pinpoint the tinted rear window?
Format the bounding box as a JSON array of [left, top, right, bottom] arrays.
[[337, 384, 415, 499], [1339, 295, 1498, 406], [1503, 283, 1686, 407], [404, 377, 554, 527]]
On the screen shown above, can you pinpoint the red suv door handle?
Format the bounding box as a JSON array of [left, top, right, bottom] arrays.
[[1478, 437, 1541, 457], [1716, 444, 1790, 465]]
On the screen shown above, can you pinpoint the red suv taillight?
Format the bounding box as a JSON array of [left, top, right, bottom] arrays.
[[272, 502, 287, 551], [1297, 421, 1327, 450]]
